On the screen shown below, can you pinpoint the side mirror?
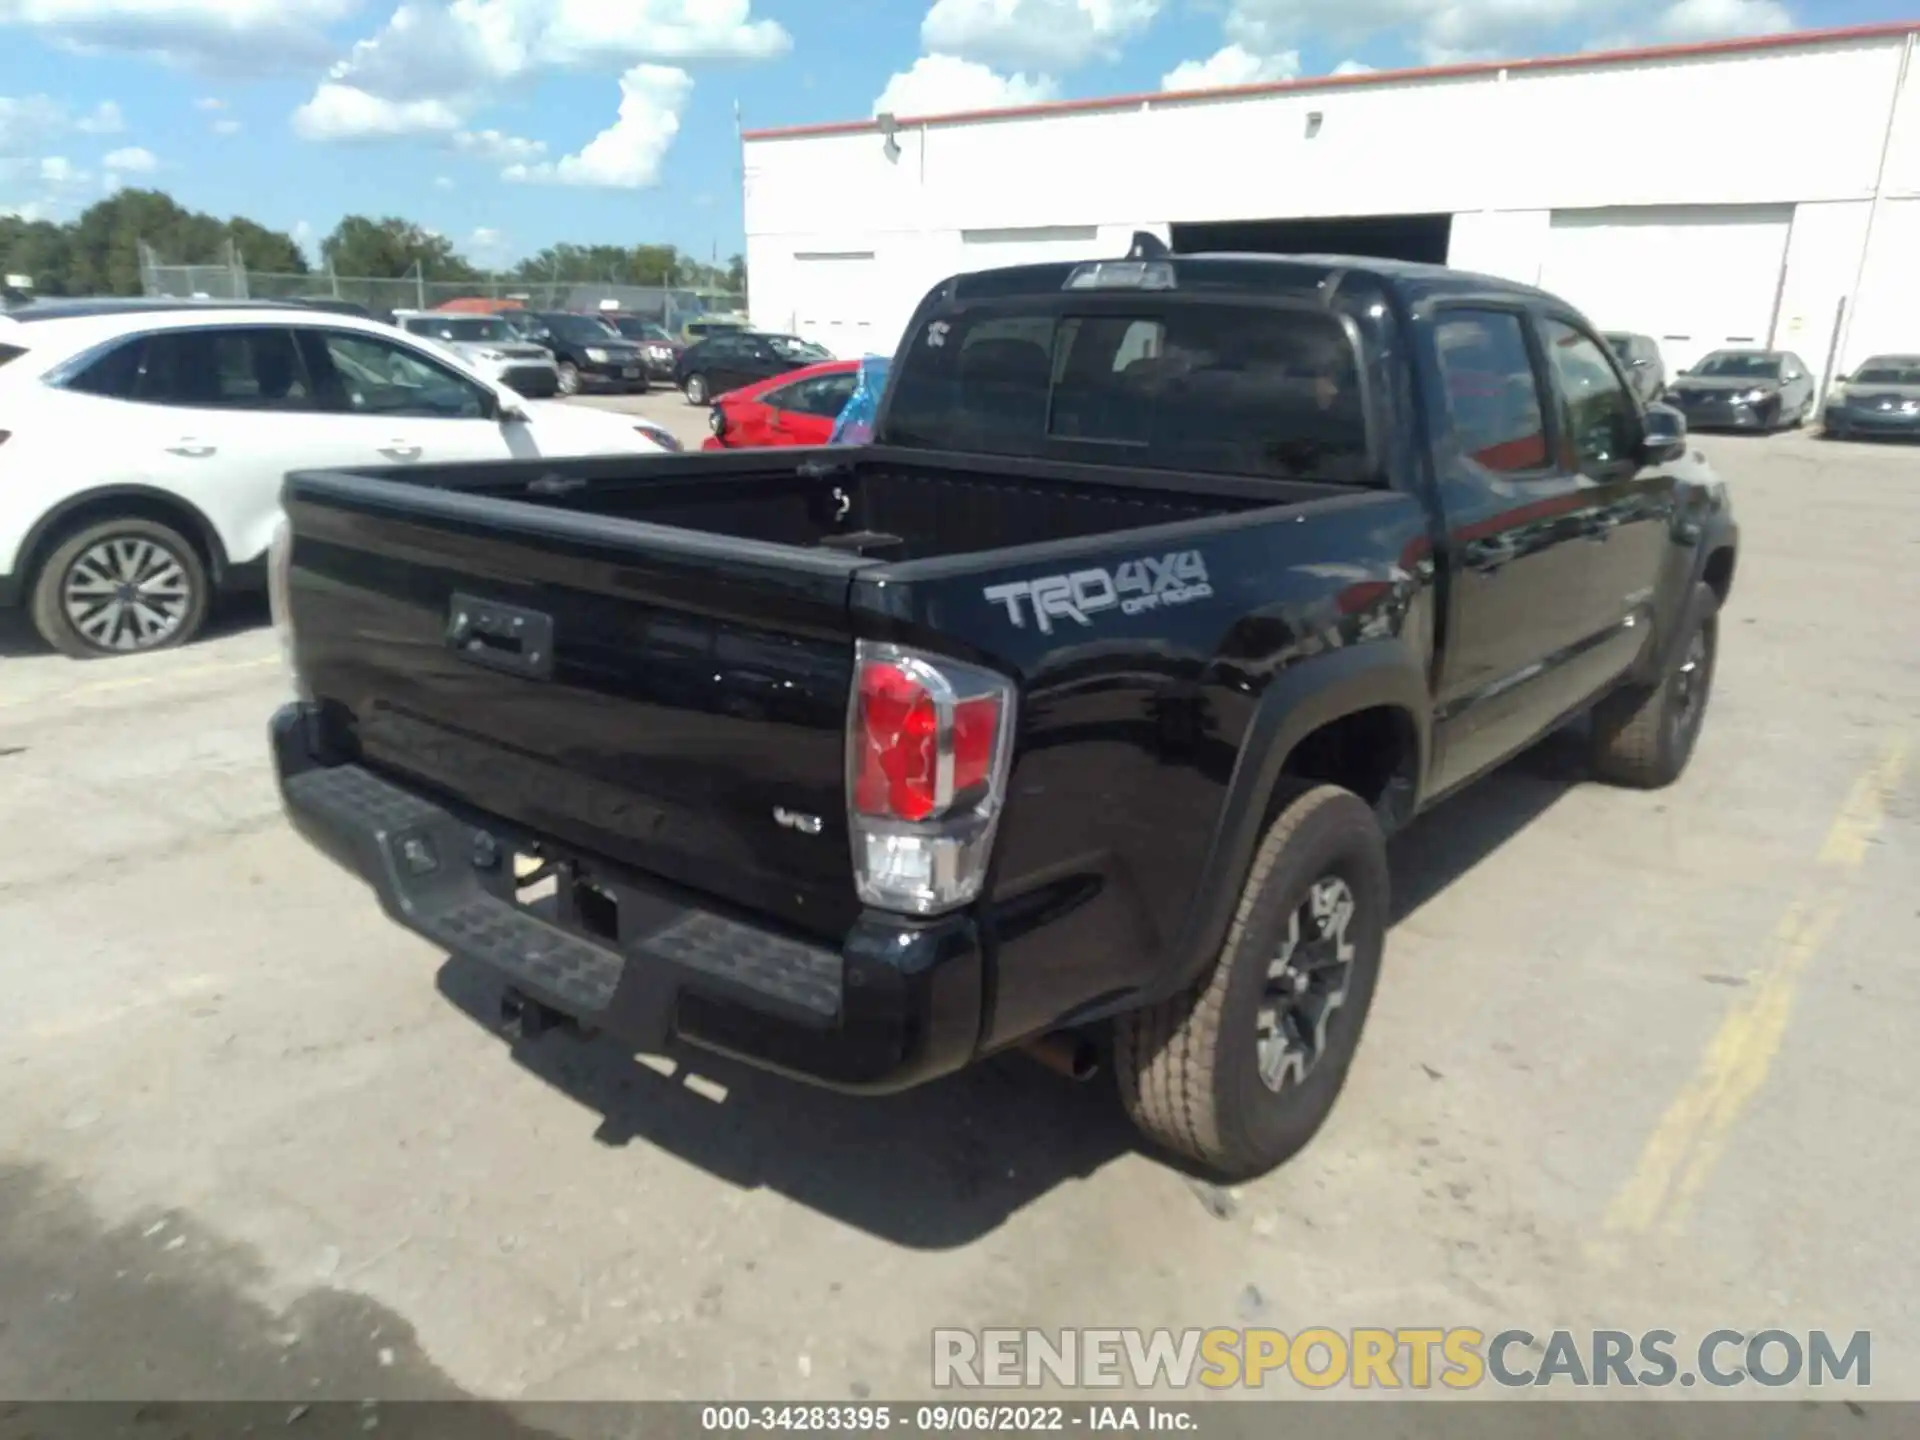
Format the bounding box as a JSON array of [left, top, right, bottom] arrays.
[[1833, 373, 1849, 384], [1677, 366, 1692, 376], [1640, 401, 1687, 464]]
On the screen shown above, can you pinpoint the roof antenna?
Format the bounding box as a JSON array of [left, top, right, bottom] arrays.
[[1126, 231, 1170, 260]]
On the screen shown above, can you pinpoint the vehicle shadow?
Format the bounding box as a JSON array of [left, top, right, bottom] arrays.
[[0, 1161, 573, 1436], [430, 726, 1585, 1251]]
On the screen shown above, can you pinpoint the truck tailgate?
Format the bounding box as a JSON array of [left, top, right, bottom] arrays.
[[282, 469, 867, 940]]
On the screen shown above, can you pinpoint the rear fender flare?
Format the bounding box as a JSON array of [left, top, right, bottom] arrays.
[[1144, 641, 1431, 1005]]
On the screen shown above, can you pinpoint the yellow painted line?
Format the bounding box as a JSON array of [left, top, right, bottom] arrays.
[[1604, 735, 1908, 1237], [0, 654, 277, 712]]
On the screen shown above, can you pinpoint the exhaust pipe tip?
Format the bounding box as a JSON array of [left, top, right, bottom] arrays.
[[1022, 1032, 1101, 1083]]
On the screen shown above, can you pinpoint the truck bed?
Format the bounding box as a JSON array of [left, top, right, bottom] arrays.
[[359, 445, 1313, 563]]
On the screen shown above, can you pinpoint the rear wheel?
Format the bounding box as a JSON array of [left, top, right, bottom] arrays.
[[1589, 582, 1718, 789], [684, 373, 709, 406], [1115, 784, 1390, 1181], [29, 517, 211, 659]]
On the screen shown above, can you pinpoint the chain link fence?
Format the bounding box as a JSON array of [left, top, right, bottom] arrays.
[[138, 244, 744, 329]]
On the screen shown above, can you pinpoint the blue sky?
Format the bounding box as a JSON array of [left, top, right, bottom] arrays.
[[0, 0, 1902, 273]]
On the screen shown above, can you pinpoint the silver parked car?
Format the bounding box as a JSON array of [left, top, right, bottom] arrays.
[[1822, 354, 1920, 441], [394, 312, 562, 398], [1663, 348, 1815, 432]]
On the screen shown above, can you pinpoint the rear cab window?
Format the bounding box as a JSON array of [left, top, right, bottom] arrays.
[[882, 297, 1380, 483]]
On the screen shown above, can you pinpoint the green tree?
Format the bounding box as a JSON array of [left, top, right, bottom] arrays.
[[227, 217, 308, 276], [724, 253, 746, 296], [0, 215, 75, 294], [321, 215, 478, 281]]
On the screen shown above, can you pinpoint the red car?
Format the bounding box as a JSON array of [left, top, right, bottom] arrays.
[[702, 359, 861, 450]]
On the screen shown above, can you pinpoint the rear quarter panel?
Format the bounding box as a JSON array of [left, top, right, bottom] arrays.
[[853, 487, 1437, 1050]]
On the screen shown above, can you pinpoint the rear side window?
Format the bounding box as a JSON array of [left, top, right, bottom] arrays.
[[774, 372, 858, 418], [67, 328, 314, 409], [1434, 311, 1550, 475], [885, 303, 1373, 483], [66, 338, 147, 398]]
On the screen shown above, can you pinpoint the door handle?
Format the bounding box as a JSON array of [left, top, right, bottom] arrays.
[[379, 442, 422, 460], [167, 440, 216, 457]]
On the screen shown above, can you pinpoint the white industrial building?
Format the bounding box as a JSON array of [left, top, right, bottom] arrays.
[[741, 21, 1919, 393]]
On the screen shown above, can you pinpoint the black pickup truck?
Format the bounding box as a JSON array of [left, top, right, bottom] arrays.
[[268, 239, 1737, 1180]]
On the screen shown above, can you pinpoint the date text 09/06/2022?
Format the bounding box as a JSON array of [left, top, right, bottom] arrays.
[[699, 1404, 1194, 1432]]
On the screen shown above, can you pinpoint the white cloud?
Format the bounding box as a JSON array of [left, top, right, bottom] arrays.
[[212, 116, 241, 134], [1161, 43, 1299, 91], [102, 143, 157, 171], [874, 54, 1059, 117], [74, 98, 123, 132], [1331, 58, 1374, 74], [288, 0, 785, 187], [1182, 0, 1784, 70], [1656, 0, 1793, 41], [0, 95, 66, 154], [921, 0, 1161, 72], [0, 107, 96, 217], [0, 0, 360, 74], [503, 62, 689, 188], [453, 126, 545, 161], [467, 223, 511, 266], [432, 173, 454, 188], [291, 82, 462, 140], [194, 95, 226, 110]]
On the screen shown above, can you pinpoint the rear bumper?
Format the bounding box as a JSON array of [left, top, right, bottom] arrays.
[[270, 703, 984, 1093]]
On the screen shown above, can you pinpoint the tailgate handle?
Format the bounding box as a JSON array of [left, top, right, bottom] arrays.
[[447, 593, 555, 680]]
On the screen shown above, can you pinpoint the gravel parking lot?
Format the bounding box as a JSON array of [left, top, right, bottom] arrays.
[[1, 425, 1915, 1406]]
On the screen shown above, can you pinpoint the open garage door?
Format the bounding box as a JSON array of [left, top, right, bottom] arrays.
[[1170, 214, 1452, 264], [1538, 205, 1793, 374]]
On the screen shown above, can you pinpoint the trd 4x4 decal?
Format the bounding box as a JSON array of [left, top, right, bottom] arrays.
[[983, 551, 1214, 634]]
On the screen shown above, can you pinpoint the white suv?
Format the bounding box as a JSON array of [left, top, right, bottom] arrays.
[[0, 299, 680, 658]]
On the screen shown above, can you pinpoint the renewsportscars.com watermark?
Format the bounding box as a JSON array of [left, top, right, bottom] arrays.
[[932, 1328, 1872, 1391]]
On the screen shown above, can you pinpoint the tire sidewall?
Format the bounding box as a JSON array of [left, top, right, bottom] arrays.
[[557, 362, 580, 395], [31, 518, 210, 659], [1211, 791, 1391, 1170], [1662, 593, 1719, 768], [685, 375, 707, 405]]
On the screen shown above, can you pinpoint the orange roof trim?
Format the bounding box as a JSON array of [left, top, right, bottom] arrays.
[[741, 21, 1918, 142]]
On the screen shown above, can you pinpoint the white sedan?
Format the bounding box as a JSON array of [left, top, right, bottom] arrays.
[[0, 298, 680, 658]]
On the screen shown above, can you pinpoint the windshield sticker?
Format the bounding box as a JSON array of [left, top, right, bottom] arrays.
[[983, 550, 1213, 634], [926, 321, 950, 348]]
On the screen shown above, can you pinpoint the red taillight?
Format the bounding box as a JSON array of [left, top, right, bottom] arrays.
[[847, 642, 1017, 914], [850, 650, 1009, 822], [855, 661, 939, 819]]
